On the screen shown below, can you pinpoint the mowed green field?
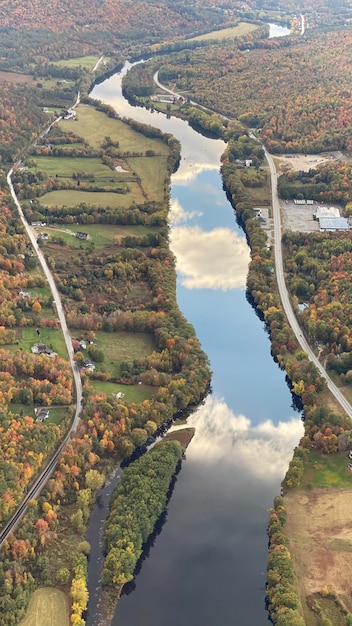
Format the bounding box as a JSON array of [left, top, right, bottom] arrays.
[[52, 55, 100, 69], [63, 105, 170, 155], [19, 588, 69, 626], [38, 186, 145, 208], [80, 330, 155, 379], [188, 22, 258, 42], [45, 224, 157, 248], [31, 156, 120, 179], [127, 156, 167, 202], [19, 327, 68, 358], [90, 379, 154, 402]]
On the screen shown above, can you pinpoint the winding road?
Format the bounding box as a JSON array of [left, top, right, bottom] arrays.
[[0, 115, 83, 546]]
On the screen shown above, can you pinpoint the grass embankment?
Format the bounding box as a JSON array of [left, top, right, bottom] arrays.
[[18, 588, 69, 626]]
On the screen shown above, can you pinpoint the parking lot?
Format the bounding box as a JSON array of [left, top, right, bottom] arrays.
[[281, 201, 321, 233]]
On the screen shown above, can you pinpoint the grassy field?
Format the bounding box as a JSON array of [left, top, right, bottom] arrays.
[[52, 55, 100, 69], [188, 22, 258, 42], [63, 105, 170, 155], [18, 587, 69, 626], [19, 327, 68, 358], [127, 155, 167, 202], [96, 330, 155, 361], [301, 449, 352, 488], [27, 286, 51, 299], [85, 330, 155, 378], [90, 379, 154, 402], [31, 156, 117, 178], [38, 186, 145, 208], [45, 224, 157, 249], [9, 403, 68, 425]]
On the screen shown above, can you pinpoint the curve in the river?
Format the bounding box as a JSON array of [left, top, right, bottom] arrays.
[[86, 59, 302, 626]]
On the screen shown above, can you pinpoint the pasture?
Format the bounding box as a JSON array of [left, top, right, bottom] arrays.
[[18, 588, 69, 626], [127, 155, 167, 202], [90, 379, 154, 403], [52, 55, 100, 69], [38, 186, 145, 208], [85, 330, 155, 379], [63, 105, 169, 155], [188, 22, 258, 42], [30, 156, 124, 181], [46, 223, 157, 248], [96, 330, 155, 361]]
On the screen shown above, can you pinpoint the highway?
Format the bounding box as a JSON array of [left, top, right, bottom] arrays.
[[264, 145, 352, 419], [0, 118, 83, 545], [153, 70, 352, 418]]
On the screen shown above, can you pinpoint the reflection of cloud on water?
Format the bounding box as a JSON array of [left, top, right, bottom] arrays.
[[187, 395, 303, 482], [170, 225, 250, 290], [169, 198, 203, 225], [172, 162, 220, 184]]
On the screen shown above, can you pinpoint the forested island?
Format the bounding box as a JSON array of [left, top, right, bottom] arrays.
[[1, 1, 352, 625]]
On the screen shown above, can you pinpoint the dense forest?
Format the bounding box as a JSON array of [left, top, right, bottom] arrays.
[[154, 27, 352, 154]]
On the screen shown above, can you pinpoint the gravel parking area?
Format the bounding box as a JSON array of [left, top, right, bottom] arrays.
[[281, 201, 320, 233]]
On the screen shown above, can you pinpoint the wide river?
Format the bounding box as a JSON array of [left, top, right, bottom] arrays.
[[89, 25, 302, 626]]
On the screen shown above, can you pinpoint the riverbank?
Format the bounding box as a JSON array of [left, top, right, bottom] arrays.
[[95, 431, 194, 624]]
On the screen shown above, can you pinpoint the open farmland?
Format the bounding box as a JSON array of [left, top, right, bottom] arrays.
[[64, 105, 170, 155], [52, 55, 101, 69], [127, 155, 167, 201], [30, 155, 124, 179], [188, 21, 258, 42], [285, 484, 352, 625], [38, 187, 145, 208], [19, 588, 69, 626]]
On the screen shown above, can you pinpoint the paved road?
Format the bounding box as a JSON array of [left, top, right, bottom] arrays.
[[0, 116, 83, 545], [264, 145, 352, 418], [154, 70, 352, 419]]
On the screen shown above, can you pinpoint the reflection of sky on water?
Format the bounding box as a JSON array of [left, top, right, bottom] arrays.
[[169, 171, 250, 290], [171, 161, 221, 184], [170, 224, 249, 290], [115, 396, 302, 626], [94, 65, 300, 626], [187, 395, 303, 478]]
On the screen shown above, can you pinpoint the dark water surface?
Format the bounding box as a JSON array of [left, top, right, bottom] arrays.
[[88, 53, 303, 626]]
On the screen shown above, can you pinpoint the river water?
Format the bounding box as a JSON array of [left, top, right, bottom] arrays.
[[88, 27, 302, 626]]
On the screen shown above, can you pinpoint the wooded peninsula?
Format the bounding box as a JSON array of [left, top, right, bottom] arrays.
[[1, 1, 352, 625]]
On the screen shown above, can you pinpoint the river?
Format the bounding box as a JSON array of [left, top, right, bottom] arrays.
[[87, 28, 302, 626]]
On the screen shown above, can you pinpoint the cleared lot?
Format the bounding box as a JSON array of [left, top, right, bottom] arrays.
[[281, 201, 321, 232]]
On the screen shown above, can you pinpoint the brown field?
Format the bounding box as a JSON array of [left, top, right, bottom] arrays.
[[285, 488, 352, 622], [164, 427, 195, 449], [0, 71, 33, 84], [19, 587, 69, 626], [278, 151, 348, 173]]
